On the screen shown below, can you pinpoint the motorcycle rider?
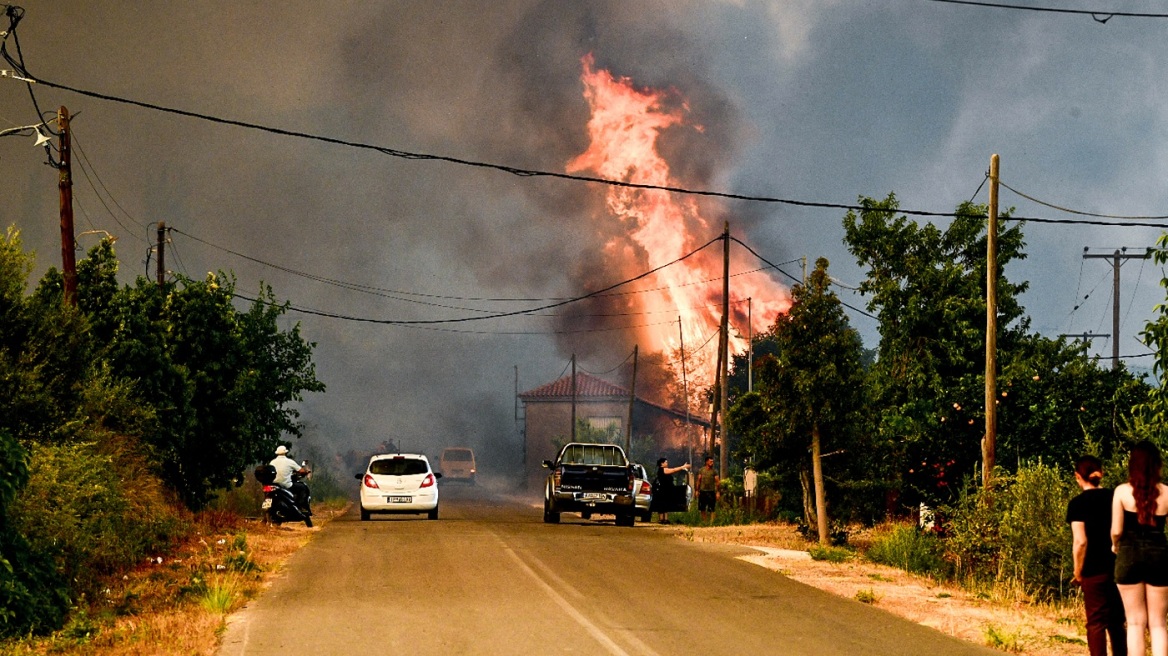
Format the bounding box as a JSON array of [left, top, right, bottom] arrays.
[[270, 445, 312, 517]]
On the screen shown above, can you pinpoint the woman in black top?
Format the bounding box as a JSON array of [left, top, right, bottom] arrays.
[[1067, 455, 1126, 656], [1112, 441, 1168, 656], [651, 457, 689, 524]]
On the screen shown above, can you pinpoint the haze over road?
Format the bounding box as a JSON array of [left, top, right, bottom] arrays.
[[219, 485, 995, 655]]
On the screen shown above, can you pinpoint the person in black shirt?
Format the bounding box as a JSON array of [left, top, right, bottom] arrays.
[[1067, 455, 1126, 656]]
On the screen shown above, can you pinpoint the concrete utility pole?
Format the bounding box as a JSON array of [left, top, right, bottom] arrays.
[[156, 222, 166, 286], [983, 154, 999, 488], [1083, 247, 1151, 370], [58, 106, 77, 306], [719, 222, 730, 480], [626, 345, 638, 454]]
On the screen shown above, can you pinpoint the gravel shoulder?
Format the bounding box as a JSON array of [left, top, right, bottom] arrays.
[[672, 524, 1088, 656]]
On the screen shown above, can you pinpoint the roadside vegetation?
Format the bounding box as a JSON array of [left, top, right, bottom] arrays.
[[0, 228, 326, 646]]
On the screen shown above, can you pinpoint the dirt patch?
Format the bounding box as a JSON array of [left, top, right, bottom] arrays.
[[672, 523, 1088, 656]]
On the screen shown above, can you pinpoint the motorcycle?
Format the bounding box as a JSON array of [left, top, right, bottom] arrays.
[[254, 464, 313, 527]]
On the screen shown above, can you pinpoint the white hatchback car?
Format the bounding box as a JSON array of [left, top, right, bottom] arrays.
[[358, 453, 442, 521]]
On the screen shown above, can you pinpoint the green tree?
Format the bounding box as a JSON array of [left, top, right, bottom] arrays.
[[96, 272, 325, 508], [844, 194, 1141, 507], [732, 258, 866, 543]]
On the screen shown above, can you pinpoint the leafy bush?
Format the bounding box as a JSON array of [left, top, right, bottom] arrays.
[[0, 429, 70, 638], [865, 523, 951, 578], [9, 436, 186, 599], [944, 463, 1074, 599]]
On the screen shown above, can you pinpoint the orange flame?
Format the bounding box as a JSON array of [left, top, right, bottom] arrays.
[[566, 55, 791, 391]]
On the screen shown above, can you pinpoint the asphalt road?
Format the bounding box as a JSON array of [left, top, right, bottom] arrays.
[[218, 484, 997, 656]]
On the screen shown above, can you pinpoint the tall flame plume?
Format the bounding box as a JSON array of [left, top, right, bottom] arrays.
[[566, 55, 791, 399]]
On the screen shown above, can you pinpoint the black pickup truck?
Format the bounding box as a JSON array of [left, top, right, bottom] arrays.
[[542, 442, 636, 526]]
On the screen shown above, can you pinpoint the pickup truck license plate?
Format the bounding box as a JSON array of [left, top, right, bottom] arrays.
[[389, 496, 411, 503], [581, 493, 606, 500], [261, 498, 272, 510]]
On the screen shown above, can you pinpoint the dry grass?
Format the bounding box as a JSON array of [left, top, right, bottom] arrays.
[[673, 522, 1089, 656], [3, 502, 348, 656]]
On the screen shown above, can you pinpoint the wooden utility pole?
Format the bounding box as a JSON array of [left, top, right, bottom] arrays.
[[1083, 248, 1151, 370], [983, 154, 999, 488], [570, 354, 577, 443], [58, 106, 77, 306], [626, 345, 638, 454], [719, 222, 730, 480], [747, 297, 753, 393], [156, 222, 166, 286], [679, 317, 691, 464]]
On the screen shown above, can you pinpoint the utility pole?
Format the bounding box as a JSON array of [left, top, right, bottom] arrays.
[[570, 354, 577, 443], [984, 153, 999, 488], [1083, 247, 1151, 370], [156, 222, 166, 286], [747, 297, 753, 393], [58, 106, 77, 306], [679, 317, 691, 465], [719, 221, 730, 480], [626, 345, 638, 454]]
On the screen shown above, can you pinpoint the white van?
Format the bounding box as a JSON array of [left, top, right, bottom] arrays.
[[439, 447, 476, 484]]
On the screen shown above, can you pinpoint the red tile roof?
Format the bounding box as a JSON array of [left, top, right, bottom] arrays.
[[519, 372, 628, 399]]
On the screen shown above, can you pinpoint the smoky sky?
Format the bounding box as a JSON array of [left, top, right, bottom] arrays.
[[0, 1, 772, 478], [5, 1, 1168, 478]]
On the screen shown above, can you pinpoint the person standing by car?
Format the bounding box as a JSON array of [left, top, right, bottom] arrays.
[[1112, 440, 1168, 656], [271, 445, 311, 515], [651, 457, 690, 524], [696, 456, 719, 524], [1066, 455, 1126, 656]]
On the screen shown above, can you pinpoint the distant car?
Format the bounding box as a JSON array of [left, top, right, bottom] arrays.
[[439, 447, 476, 485], [631, 463, 653, 522], [357, 453, 442, 521]]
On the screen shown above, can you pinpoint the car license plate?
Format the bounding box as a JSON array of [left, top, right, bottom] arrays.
[[581, 493, 606, 500], [389, 496, 411, 503], [261, 498, 272, 510]]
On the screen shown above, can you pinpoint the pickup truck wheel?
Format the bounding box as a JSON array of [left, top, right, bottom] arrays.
[[581, 511, 592, 520], [543, 497, 560, 524]]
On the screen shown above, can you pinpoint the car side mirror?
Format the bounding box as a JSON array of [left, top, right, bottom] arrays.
[[542, 460, 553, 469], [354, 473, 363, 480], [434, 472, 443, 479]]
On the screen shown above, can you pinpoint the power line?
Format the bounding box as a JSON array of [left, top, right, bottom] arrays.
[[926, 0, 1168, 22], [5, 11, 1168, 231], [224, 236, 722, 326], [729, 235, 878, 320], [1001, 180, 1168, 220]]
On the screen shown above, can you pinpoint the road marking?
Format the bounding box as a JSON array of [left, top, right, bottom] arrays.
[[493, 533, 662, 656]]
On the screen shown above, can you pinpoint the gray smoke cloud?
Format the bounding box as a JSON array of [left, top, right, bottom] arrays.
[[0, 1, 768, 481]]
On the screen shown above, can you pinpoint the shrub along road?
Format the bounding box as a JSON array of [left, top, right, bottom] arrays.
[[218, 486, 997, 656]]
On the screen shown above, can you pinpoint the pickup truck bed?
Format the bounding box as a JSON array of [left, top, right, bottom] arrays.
[[542, 443, 636, 526]]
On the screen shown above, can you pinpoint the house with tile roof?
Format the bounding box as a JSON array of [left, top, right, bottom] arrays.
[[518, 371, 708, 489]]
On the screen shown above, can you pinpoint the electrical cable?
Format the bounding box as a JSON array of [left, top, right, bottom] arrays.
[[223, 236, 722, 325], [729, 235, 878, 320], [925, 0, 1168, 22], [71, 128, 149, 233], [579, 349, 635, 376], [1000, 180, 1168, 220], [5, 11, 1168, 230]]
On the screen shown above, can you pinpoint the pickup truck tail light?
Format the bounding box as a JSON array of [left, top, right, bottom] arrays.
[[553, 467, 562, 488], [628, 473, 635, 493]]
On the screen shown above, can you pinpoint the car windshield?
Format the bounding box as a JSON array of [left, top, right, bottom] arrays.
[[443, 449, 473, 461], [369, 458, 428, 476], [559, 444, 626, 466]]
